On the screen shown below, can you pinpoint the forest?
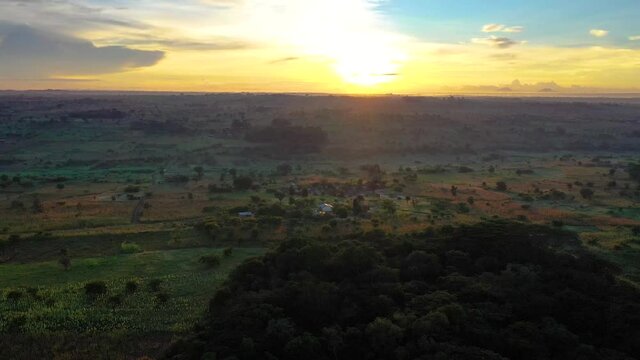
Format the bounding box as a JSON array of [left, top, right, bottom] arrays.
[[165, 221, 640, 360]]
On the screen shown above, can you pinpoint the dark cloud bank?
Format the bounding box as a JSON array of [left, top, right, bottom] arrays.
[[0, 23, 164, 79]]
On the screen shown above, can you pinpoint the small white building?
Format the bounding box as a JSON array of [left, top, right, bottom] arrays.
[[238, 211, 254, 218], [318, 203, 334, 214]]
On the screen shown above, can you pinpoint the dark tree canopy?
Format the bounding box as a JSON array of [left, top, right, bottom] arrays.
[[165, 221, 640, 360], [245, 122, 328, 153]]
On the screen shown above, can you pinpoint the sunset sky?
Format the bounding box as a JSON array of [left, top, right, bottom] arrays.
[[1, 0, 639, 93]]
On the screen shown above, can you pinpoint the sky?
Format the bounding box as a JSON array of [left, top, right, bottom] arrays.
[[0, 0, 639, 94]]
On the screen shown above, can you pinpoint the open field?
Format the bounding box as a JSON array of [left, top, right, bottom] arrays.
[[0, 247, 263, 358]]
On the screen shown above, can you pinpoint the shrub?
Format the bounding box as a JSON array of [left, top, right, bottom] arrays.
[[120, 241, 142, 254], [6, 290, 24, 302], [148, 279, 163, 292], [580, 188, 595, 200], [125, 280, 139, 294], [233, 176, 254, 190], [223, 247, 234, 257], [124, 185, 140, 193], [200, 254, 222, 268], [496, 181, 508, 191], [457, 203, 470, 214], [108, 295, 122, 307], [58, 255, 71, 271], [10, 200, 24, 210], [155, 292, 170, 304], [6, 315, 26, 332], [84, 281, 107, 297]]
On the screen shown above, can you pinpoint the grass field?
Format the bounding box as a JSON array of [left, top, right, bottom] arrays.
[[0, 247, 264, 334]]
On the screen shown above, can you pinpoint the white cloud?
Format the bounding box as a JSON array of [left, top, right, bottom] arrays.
[[630, 35, 640, 41], [482, 24, 524, 33], [472, 36, 519, 49], [590, 29, 609, 38]]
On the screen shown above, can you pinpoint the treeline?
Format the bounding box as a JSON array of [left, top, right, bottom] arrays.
[[165, 221, 640, 360], [67, 109, 126, 120], [245, 120, 328, 153]]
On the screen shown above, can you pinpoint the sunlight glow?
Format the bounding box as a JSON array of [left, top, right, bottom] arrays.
[[238, 0, 407, 86]]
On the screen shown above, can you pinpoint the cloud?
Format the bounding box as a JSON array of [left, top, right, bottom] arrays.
[[472, 36, 520, 49], [0, 0, 150, 33], [200, 0, 243, 7], [95, 34, 252, 51], [590, 29, 609, 38], [482, 24, 524, 33], [457, 79, 638, 94], [630, 35, 640, 41], [269, 56, 301, 64], [0, 23, 164, 79]]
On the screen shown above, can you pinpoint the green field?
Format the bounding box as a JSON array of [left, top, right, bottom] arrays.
[[0, 247, 264, 334]]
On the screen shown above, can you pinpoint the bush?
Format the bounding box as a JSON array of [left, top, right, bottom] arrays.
[[233, 176, 254, 191], [124, 185, 140, 193], [125, 280, 139, 294], [6, 290, 24, 302], [223, 247, 234, 257], [457, 203, 470, 214], [200, 254, 222, 268], [496, 181, 508, 191], [10, 200, 24, 210], [120, 241, 142, 254], [155, 292, 170, 304], [580, 188, 595, 200], [148, 279, 163, 292], [84, 281, 107, 297], [108, 295, 122, 307]]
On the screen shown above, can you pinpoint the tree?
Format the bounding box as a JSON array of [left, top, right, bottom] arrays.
[[381, 199, 397, 215], [58, 248, 71, 271], [84, 281, 107, 297], [200, 254, 221, 268], [365, 318, 403, 356], [629, 163, 640, 182], [32, 198, 44, 213], [274, 191, 286, 203], [580, 188, 595, 200], [352, 195, 366, 216], [223, 247, 234, 257], [194, 166, 204, 180], [451, 185, 458, 196], [233, 176, 253, 190], [277, 163, 293, 176], [125, 280, 139, 294]]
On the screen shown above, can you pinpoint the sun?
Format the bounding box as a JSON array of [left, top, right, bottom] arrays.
[[333, 47, 403, 87], [246, 0, 407, 88]]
